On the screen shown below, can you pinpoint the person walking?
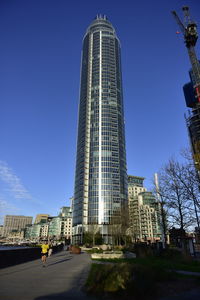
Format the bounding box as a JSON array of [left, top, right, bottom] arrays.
[[41, 241, 49, 267], [48, 243, 53, 257]]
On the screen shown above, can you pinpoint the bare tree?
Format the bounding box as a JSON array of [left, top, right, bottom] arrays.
[[179, 161, 200, 228], [180, 147, 200, 214], [88, 223, 99, 246], [108, 206, 128, 246], [158, 159, 195, 230]]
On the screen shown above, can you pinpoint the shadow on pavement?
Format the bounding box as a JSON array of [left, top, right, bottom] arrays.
[[34, 287, 98, 300], [53, 253, 67, 258], [0, 263, 43, 276], [34, 287, 200, 300], [47, 257, 73, 266]]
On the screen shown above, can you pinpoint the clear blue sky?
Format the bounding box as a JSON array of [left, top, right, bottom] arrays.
[[0, 0, 199, 224]]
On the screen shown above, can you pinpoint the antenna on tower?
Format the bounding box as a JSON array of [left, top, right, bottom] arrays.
[[154, 173, 160, 202], [154, 173, 166, 249]]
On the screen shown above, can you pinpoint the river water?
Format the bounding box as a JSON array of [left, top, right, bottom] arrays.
[[0, 245, 31, 250]]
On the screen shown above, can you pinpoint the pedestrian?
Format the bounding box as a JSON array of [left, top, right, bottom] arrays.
[[48, 243, 53, 257], [41, 241, 49, 267]]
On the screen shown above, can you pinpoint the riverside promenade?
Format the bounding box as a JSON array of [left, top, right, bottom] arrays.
[[0, 250, 97, 300], [1, 249, 200, 300]]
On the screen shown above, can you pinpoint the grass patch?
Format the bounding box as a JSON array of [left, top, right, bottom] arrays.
[[92, 256, 200, 273]]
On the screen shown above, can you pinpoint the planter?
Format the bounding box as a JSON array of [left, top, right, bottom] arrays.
[[70, 246, 81, 254], [91, 251, 136, 259]]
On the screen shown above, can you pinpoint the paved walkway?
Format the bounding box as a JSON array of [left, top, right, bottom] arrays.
[[160, 288, 200, 300], [0, 250, 97, 300]]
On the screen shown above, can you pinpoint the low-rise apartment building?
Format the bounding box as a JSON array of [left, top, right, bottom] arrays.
[[128, 175, 162, 242]]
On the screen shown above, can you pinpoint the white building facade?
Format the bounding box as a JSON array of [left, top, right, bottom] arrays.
[[128, 176, 162, 242]]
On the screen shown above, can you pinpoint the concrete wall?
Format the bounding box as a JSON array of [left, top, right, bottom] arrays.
[[0, 247, 41, 268], [0, 244, 64, 269]]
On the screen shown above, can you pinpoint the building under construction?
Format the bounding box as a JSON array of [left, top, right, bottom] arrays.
[[172, 7, 200, 175], [184, 68, 200, 175]]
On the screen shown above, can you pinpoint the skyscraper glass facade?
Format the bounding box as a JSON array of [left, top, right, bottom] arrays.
[[73, 16, 128, 243]]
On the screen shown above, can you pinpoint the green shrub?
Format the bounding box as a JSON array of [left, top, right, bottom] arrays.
[[86, 248, 103, 254], [86, 263, 132, 293], [82, 232, 93, 245], [95, 232, 103, 245], [113, 245, 124, 251], [86, 260, 179, 299], [104, 264, 131, 292], [134, 244, 155, 258], [127, 264, 156, 298], [160, 248, 182, 260]]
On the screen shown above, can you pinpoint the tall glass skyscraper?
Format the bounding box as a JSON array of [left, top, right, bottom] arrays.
[[73, 15, 128, 244]]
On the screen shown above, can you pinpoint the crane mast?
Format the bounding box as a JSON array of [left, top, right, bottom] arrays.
[[172, 6, 200, 174], [172, 6, 200, 99]]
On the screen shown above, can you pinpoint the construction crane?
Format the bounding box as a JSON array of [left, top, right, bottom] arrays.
[[172, 7, 200, 175], [172, 7, 200, 231], [172, 6, 200, 102]]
